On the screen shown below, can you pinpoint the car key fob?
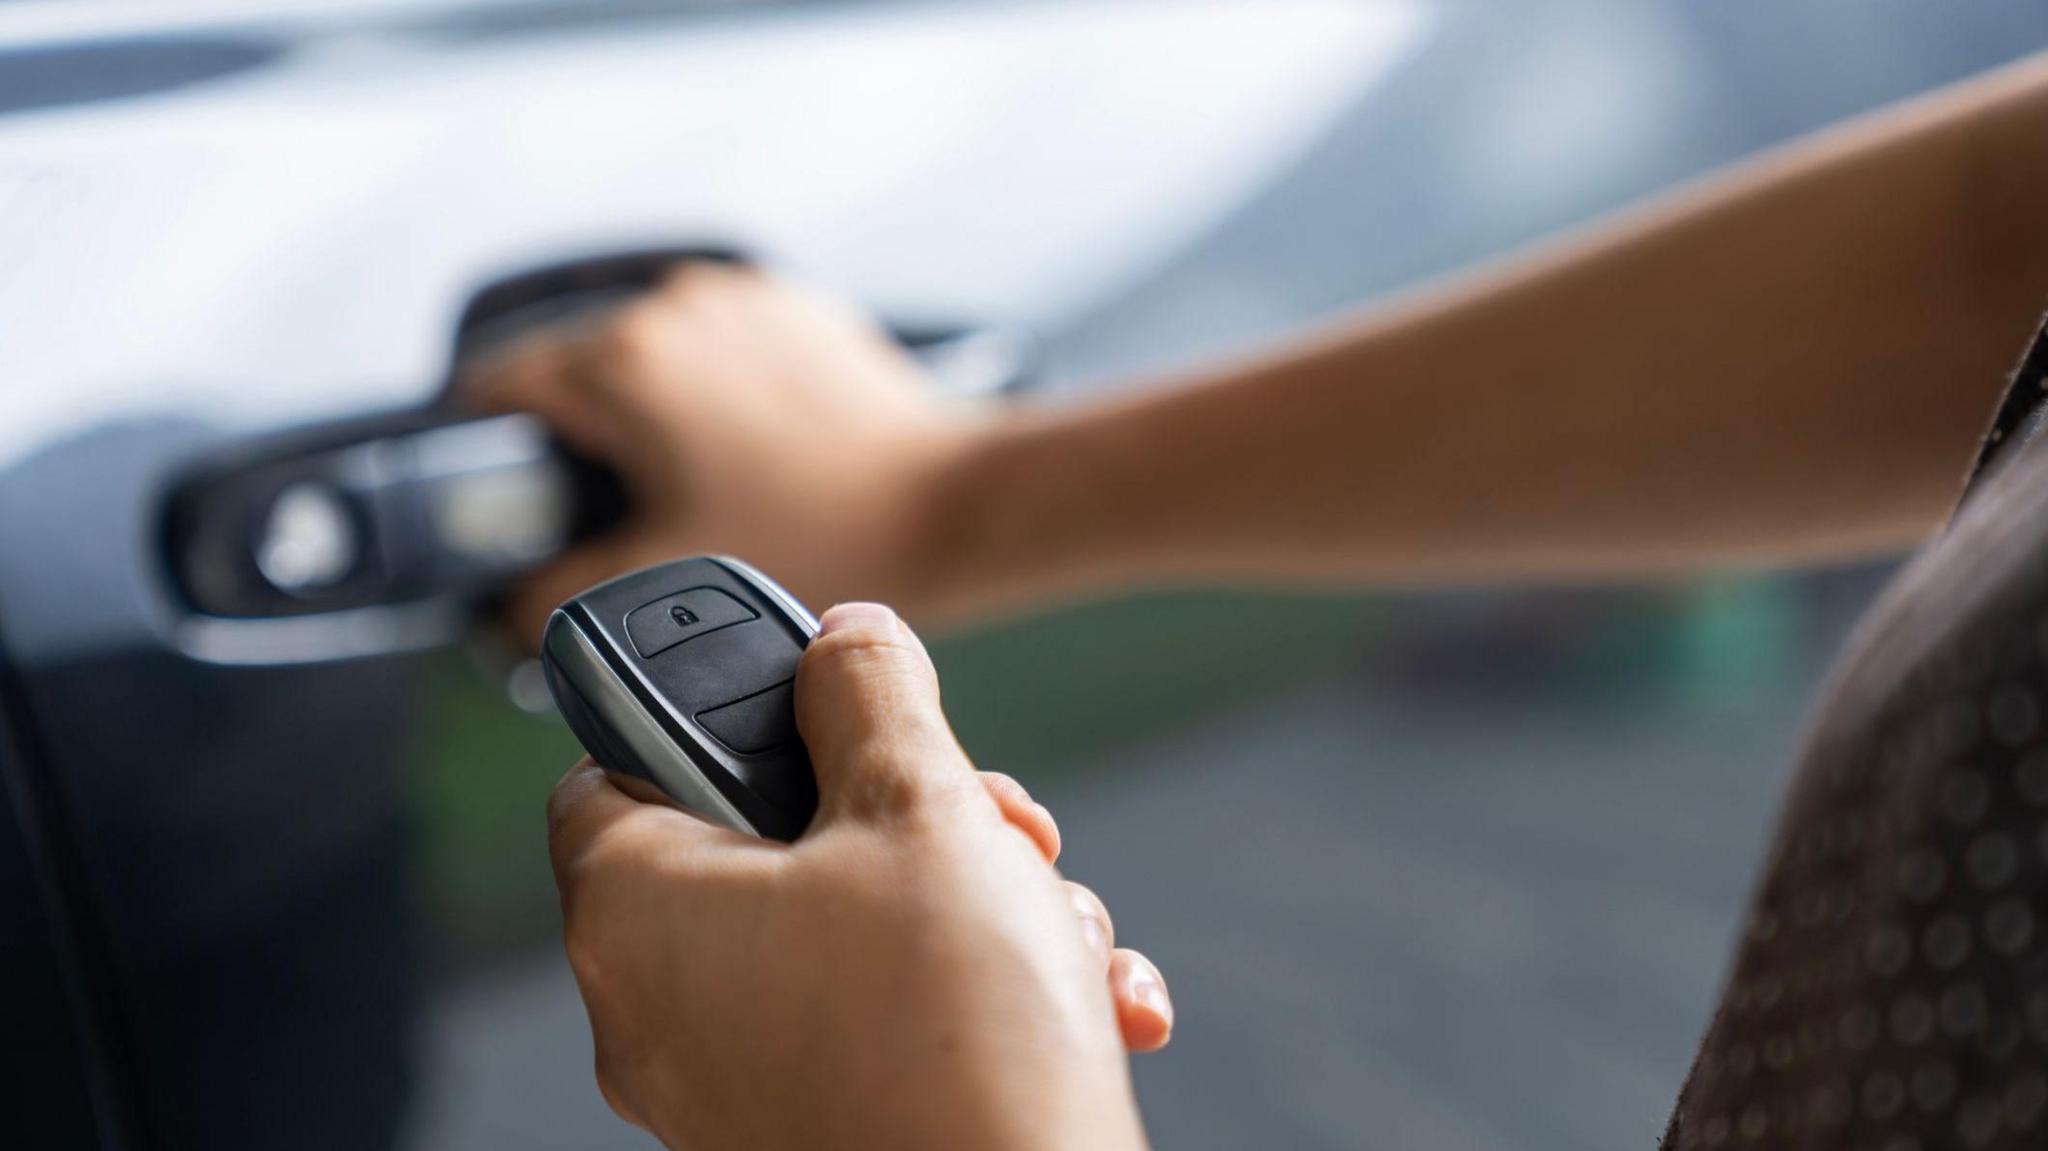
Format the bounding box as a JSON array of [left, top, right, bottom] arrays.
[[540, 556, 818, 841]]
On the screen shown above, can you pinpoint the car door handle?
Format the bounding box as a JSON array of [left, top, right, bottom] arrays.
[[156, 247, 1036, 664], [451, 246, 1035, 400]]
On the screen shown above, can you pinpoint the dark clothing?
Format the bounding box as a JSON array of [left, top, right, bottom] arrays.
[[1664, 319, 2048, 1149], [1963, 317, 2048, 503]]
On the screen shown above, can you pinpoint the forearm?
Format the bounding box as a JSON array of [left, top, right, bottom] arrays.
[[917, 53, 2048, 622]]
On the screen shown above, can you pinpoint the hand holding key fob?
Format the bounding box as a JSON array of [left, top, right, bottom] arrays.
[[540, 556, 818, 840]]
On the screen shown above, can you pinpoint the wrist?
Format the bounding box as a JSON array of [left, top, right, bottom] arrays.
[[898, 405, 1100, 627]]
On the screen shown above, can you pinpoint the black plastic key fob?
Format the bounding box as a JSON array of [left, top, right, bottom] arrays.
[[540, 556, 818, 841]]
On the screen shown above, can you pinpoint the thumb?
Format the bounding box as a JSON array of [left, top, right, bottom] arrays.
[[795, 603, 977, 827]]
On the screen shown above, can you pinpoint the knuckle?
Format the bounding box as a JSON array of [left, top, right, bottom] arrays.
[[593, 1062, 626, 1116], [592, 1023, 665, 1132], [804, 619, 911, 667], [560, 908, 609, 988], [553, 840, 648, 983], [592, 1049, 642, 1127], [589, 305, 668, 373], [544, 787, 581, 848], [545, 831, 586, 885], [826, 756, 925, 823], [831, 752, 965, 825], [563, 941, 600, 995], [901, 767, 986, 827], [1068, 880, 1112, 925], [545, 773, 632, 879]]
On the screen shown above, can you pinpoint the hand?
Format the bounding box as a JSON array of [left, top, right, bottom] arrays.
[[546, 603, 1170, 1151], [462, 265, 985, 645]]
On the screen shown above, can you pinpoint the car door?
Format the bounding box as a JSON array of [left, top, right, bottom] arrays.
[[0, 419, 424, 1150], [0, 607, 137, 1150]]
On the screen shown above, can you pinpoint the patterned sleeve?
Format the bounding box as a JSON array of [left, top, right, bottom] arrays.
[[1664, 405, 2048, 1150]]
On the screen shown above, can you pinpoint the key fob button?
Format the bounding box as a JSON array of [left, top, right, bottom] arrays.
[[643, 619, 803, 715], [625, 586, 758, 658], [696, 680, 797, 756]]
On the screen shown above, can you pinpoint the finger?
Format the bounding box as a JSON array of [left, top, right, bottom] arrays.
[[655, 257, 762, 303], [546, 757, 748, 884], [546, 757, 659, 881], [795, 602, 976, 827], [1109, 948, 1174, 1053], [1066, 880, 1113, 961], [744, 268, 914, 359], [980, 772, 1060, 863], [456, 329, 622, 454]]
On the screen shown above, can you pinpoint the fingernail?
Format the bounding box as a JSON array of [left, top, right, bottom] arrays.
[[1034, 803, 1063, 859], [817, 602, 899, 637], [1124, 960, 1173, 1027], [1079, 915, 1110, 958], [1070, 887, 1110, 956]]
